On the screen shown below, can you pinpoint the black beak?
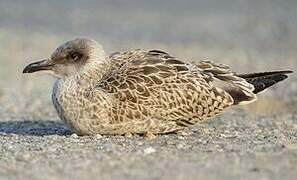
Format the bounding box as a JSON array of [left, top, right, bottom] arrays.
[[23, 59, 54, 73]]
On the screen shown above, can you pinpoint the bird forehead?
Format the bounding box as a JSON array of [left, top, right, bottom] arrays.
[[50, 38, 104, 62], [51, 46, 67, 60], [64, 38, 98, 51], [51, 43, 87, 58]]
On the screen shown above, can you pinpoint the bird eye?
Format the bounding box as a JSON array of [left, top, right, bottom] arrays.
[[69, 52, 82, 61]]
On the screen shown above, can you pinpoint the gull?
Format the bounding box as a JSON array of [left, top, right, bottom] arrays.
[[23, 38, 292, 136]]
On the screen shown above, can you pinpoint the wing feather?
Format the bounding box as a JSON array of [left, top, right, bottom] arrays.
[[193, 60, 257, 105], [97, 50, 234, 126]]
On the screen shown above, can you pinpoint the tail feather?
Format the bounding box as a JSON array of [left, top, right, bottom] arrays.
[[238, 71, 293, 94], [195, 60, 293, 105]]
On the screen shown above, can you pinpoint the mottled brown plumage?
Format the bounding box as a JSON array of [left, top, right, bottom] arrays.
[[23, 38, 292, 135]]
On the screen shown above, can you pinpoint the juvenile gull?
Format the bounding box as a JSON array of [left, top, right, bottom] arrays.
[[23, 38, 293, 136]]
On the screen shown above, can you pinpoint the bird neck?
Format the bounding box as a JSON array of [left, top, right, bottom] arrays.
[[75, 60, 110, 88]]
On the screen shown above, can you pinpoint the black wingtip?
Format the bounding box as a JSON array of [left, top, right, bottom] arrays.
[[238, 70, 293, 94], [238, 70, 293, 79], [280, 70, 293, 74]]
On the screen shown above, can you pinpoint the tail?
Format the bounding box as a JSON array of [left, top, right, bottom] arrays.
[[194, 61, 293, 105], [237, 71, 293, 94]]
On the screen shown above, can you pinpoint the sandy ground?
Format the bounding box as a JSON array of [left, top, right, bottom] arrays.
[[1, 110, 297, 180], [0, 1, 297, 180]]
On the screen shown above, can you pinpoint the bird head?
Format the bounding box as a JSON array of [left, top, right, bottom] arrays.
[[23, 38, 106, 78]]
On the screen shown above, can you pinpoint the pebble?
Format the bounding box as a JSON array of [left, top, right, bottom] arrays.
[[16, 153, 32, 162], [71, 133, 79, 138], [96, 134, 103, 139], [177, 136, 185, 140], [143, 147, 156, 154], [285, 143, 297, 150], [176, 143, 185, 149]]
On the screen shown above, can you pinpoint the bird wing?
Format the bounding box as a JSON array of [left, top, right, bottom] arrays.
[[193, 60, 257, 105], [97, 50, 234, 126]]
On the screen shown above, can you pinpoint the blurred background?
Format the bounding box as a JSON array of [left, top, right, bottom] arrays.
[[0, 0, 296, 120]]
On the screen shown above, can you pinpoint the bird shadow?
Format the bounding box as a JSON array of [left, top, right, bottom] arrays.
[[0, 120, 72, 136]]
